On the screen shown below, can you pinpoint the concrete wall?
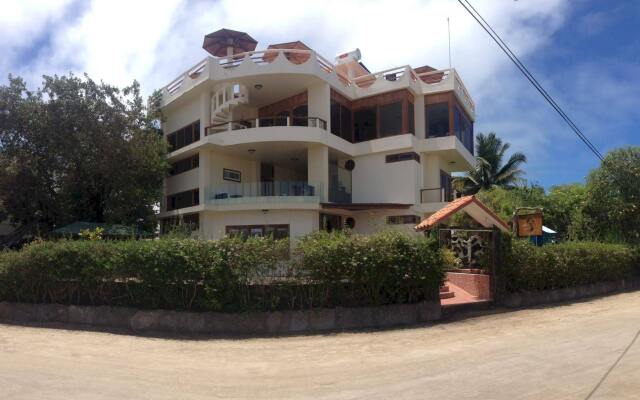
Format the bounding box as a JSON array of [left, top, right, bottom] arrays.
[[162, 97, 201, 137], [352, 210, 423, 236], [0, 300, 442, 336], [166, 168, 199, 196], [351, 151, 421, 204]]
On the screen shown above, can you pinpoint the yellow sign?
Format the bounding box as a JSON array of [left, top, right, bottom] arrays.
[[516, 213, 543, 237]]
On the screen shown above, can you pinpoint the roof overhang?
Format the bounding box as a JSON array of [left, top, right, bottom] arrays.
[[321, 203, 412, 211], [414, 195, 509, 232]]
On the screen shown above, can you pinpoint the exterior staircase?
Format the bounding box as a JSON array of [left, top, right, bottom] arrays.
[[439, 284, 455, 300], [208, 83, 249, 134]]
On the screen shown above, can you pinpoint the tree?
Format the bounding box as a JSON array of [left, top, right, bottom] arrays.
[[579, 147, 640, 243], [544, 184, 587, 240], [0, 74, 167, 235], [476, 185, 546, 223], [454, 132, 527, 195]]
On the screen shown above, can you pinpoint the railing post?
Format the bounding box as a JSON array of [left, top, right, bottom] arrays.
[[255, 118, 259, 128], [286, 116, 290, 126], [228, 122, 232, 131]]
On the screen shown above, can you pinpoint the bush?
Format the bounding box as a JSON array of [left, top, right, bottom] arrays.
[[502, 240, 639, 293], [0, 231, 444, 312], [294, 230, 444, 307]]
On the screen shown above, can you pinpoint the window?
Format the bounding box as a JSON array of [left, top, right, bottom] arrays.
[[169, 154, 199, 176], [167, 121, 200, 151], [166, 189, 199, 211], [379, 102, 403, 137], [161, 213, 199, 234], [226, 224, 289, 239], [292, 105, 308, 126], [454, 105, 474, 154], [353, 107, 377, 142], [385, 152, 420, 163], [426, 102, 449, 137], [223, 168, 241, 182], [408, 102, 415, 135], [387, 215, 421, 225], [320, 214, 342, 232], [330, 101, 353, 142], [440, 170, 453, 202], [276, 111, 289, 126]]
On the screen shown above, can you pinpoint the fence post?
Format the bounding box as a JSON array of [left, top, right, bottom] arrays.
[[491, 227, 502, 303]]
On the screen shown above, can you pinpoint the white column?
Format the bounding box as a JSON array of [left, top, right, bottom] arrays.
[[200, 90, 211, 138], [414, 95, 425, 139], [307, 82, 330, 130], [422, 154, 442, 203], [307, 144, 329, 201]]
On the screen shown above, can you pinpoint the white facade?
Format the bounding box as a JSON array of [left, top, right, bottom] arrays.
[[158, 34, 476, 241]]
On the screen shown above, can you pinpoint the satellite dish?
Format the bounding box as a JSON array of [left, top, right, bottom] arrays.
[[344, 159, 355, 171]]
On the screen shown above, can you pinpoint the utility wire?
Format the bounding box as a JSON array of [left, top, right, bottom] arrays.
[[457, 0, 604, 161]]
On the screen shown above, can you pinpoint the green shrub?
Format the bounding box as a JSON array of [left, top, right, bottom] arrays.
[[0, 231, 443, 312], [294, 230, 444, 307], [502, 240, 639, 293]]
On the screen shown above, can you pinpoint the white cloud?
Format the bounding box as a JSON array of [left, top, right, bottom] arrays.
[[5, 0, 630, 186]]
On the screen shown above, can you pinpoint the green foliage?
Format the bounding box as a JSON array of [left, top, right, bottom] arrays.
[[476, 185, 545, 222], [294, 230, 444, 306], [0, 74, 167, 235], [79, 227, 104, 241], [455, 132, 527, 195], [502, 240, 638, 293], [0, 231, 443, 311], [580, 147, 640, 244]]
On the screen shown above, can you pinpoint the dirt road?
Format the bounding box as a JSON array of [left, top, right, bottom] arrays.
[[1, 292, 639, 399]]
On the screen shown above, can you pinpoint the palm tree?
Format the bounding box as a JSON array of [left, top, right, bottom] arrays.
[[454, 132, 527, 195]]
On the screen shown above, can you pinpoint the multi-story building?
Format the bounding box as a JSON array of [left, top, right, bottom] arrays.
[[158, 29, 476, 240]]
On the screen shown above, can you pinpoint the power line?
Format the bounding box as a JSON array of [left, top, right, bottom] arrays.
[[457, 0, 604, 161]]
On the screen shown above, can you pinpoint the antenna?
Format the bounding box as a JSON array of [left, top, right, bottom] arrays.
[[447, 17, 452, 68]]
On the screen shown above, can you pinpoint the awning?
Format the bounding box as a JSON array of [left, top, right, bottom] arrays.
[[414, 195, 510, 232]]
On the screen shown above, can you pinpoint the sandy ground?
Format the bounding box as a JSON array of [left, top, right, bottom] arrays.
[[1, 292, 639, 400]]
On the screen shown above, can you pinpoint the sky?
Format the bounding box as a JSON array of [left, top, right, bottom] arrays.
[[1, 0, 638, 188]]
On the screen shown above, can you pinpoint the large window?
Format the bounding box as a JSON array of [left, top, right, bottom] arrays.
[[354, 107, 377, 142], [167, 121, 200, 151], [454, 105, 474, 154], [161, 213, 199, 234], [440, 170, 453, 202], [292, 105, 308, 126], [426, 103, 449, 138], [226, 224, 289, 239], [379, 101, 403, 137], [169, 154, 199, 176], [330, 101, 353, 142], [166, 189, 199, 211]]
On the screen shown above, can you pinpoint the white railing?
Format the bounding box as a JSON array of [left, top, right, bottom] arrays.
[[352, 65, 413, 88], [453, 70, 476, 114], [165, 58, 208, 95]]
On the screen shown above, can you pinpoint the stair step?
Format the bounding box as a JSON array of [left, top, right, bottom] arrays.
[[439, 285, 450, 293], [439, 291, 455, 299]]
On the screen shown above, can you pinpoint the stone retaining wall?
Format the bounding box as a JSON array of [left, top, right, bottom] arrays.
[[0, 301, 442, 335], [499, 279, 640, 308]]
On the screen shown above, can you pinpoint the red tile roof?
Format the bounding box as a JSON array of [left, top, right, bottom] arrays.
[[414, 195, 510, 231]]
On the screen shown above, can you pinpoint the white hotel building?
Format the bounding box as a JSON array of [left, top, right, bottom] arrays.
[[158, 29, 476, 240]]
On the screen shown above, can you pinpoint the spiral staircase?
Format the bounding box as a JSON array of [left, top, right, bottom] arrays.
[[208, 83, 249, 134]]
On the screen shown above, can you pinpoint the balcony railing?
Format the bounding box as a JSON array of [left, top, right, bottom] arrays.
[[206, 116, 327, 135], [209, 181, 323, 204], [420, 187, 456, 203]]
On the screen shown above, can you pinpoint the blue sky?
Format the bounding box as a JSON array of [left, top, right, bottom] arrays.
[[1, 0, 638, 189]]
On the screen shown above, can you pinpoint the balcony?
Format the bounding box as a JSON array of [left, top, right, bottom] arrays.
[[206, 116, 327, 135], [420, 187, 456, 204], [208, 181, 323, 205]]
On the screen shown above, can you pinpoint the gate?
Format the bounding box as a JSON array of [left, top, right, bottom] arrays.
[[435, 227, 503, 305]]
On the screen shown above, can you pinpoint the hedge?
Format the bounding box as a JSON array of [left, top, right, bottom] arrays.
[[0, 231, 444, 312], [503, 240, 639, 293]]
